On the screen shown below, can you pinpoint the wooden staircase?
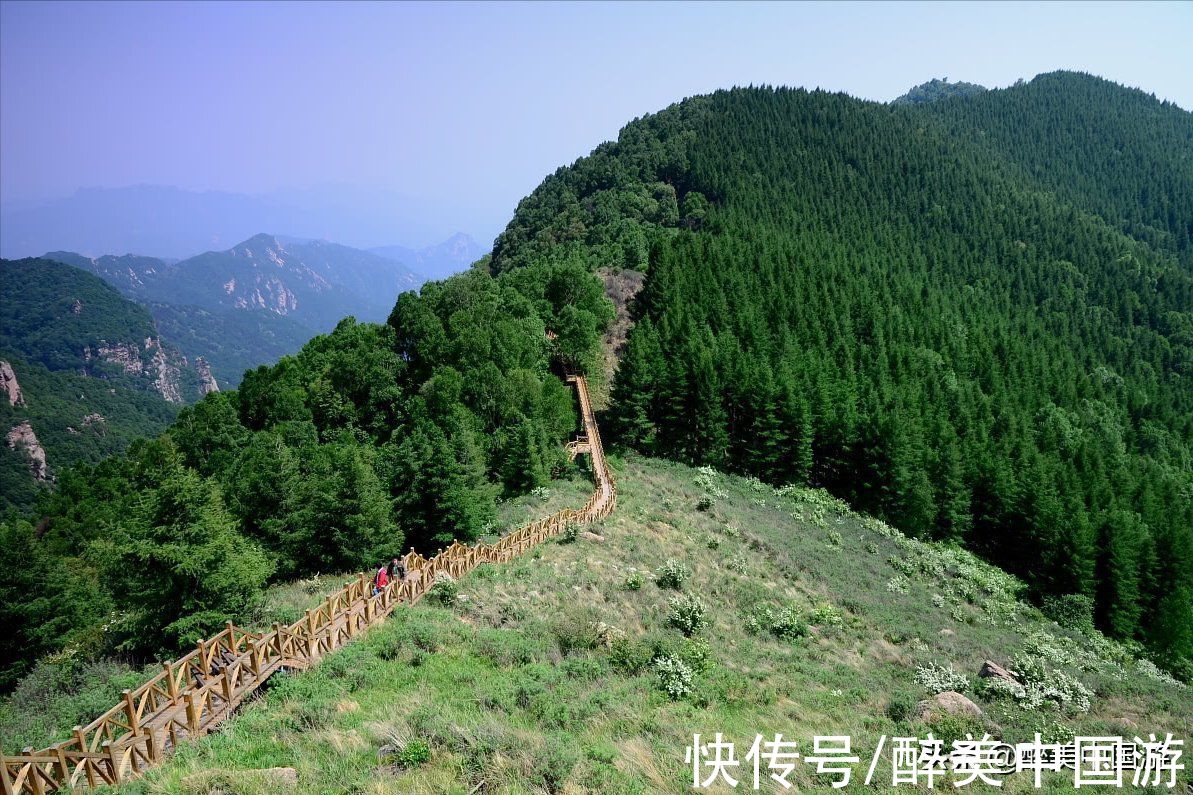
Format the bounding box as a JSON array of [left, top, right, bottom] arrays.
[[1, 374, 615, 794]]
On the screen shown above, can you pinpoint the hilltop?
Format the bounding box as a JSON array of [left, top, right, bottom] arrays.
[[81, 455, 1190, 793], [493, 70, 1193, 673]]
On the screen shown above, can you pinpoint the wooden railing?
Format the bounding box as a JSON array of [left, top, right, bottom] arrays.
[[1, 375, 615, 794]]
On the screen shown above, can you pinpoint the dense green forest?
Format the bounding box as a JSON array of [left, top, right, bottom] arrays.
[[493, 72, 1193, 674], [1, 70, 1189, 694], [0, 261, 611, 688], [0, 260, 206, 514]]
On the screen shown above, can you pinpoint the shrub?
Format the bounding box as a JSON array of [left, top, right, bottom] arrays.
[[826, 531, 843, 547], [926, 713, 987, 746], [680, 637, 713, 674], [654, 559, 691, 589], [807, 603, 844, 628], [1041, 594, 1095, 633], [667, 594, 708, 636], [914, 662, 970, 695], [530, 737, 578, 794], [886, 575, 910, 594], [770, 606, 809, 642], [428, 574, 458, 606], [558, 523, 579, 544], [395, 739, 431, 768], [696, 496, 715, 512], [726, 555, 747, 573], [609, 637, 652, 675], [623, 571, 644, 591], [1007, 654, 1094, 713], [654, 655, 695, 700], [885, 694, 917, 723], [550, 612, 600, 656], [532, 486, 551, 503]]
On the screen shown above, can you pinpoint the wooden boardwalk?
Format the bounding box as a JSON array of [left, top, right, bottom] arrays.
[[1, 374, 615, 794]]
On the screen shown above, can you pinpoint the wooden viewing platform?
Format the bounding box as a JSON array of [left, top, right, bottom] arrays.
[[1, 374, 615, 795]]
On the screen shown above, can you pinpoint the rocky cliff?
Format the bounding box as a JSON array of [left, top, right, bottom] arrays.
[[0, 360, 25, 407], [6, 420, 48, 481]]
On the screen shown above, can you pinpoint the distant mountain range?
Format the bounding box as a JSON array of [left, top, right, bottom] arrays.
[[38, 232, 481, 388], [370, 232, 485, 281], [0, 183, 491, 261]]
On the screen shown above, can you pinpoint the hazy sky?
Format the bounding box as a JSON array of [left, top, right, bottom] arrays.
[[2, 0, 1190, 245]]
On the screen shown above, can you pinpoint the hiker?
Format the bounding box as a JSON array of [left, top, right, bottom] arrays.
[[388, 556, 407, 581], [372, 562, 389, 595]]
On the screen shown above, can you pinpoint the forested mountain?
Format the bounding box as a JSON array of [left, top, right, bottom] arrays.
[[46, 235, 425, 386], [0, 259, 611, 687], [0, 260, 209, 513], [2, 70, 1189, 696], [492, 71, 1193, 672], [916, 70, 1193, 266]]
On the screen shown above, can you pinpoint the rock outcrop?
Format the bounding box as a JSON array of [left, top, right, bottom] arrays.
[[914, 691, 985, 722], [195, 357, 220, 395], [90, 337, 188, 403], [145, 339, 183, 403], [7, 421, 48, 481], [0, 360, 25, 406], [96, 341, 144, 375], [978, 660, 1019, 684]]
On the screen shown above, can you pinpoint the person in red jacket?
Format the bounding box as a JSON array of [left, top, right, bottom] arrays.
[[372, 563, 389, 595]]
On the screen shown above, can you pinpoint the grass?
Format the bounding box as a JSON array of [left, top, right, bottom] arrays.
[[90, 454, 1188, 794]]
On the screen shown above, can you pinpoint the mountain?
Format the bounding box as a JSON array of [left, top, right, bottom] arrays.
[[2, 70, 1191, 777], [370, 232, 485, 280], [893, 77, 987, 105], [0, 259, 213, 513], [492, 71, 1193, 670], [0, 183, 491, 261], [45, 235, 425, 386], [50, 234, 423, 329]]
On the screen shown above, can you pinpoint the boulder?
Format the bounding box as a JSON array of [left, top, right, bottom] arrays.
[[580, 531, 606, 543], [939, 628, 955, 637], [914, 691, 984, 722], [978, 660, 1019, 684], [181, 767, 297, 794]]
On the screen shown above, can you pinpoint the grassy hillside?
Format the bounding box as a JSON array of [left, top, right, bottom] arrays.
[[99, 455, 1190, 794]]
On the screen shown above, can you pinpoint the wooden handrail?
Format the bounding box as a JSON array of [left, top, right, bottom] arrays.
[[1, 374, 614, 795]]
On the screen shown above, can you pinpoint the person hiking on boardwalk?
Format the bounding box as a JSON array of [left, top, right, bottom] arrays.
[[388, 556, 407, 582], [372, 562, 389, 595]]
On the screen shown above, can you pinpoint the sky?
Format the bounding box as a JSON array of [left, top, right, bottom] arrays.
[[1, 0, 1191, 248]]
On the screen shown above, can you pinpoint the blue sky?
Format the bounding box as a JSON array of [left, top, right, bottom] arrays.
[[1, 1, 1190, 246]]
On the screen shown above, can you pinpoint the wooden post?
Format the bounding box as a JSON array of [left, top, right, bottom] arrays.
[[164, 661, 179, 703], [145, 727, 159, 764], [225, 620, 236, 651], [54, 744, 69, 785], [184, 691, 200, 735], [221, 670, 233, 710], [103, 740, 123, 784], [0, 742, 14, 795], [123, 690, 140, 734], [24, 747, 45, 795], [196, 639, 209, 676], [74, 726, 96, 788]]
